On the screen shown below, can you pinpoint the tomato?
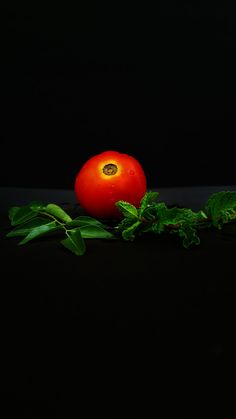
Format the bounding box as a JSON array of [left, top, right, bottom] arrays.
[[74, 150, 147, 219]]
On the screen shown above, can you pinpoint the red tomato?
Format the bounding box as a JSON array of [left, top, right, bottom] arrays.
[[74, 150, 147, 219]]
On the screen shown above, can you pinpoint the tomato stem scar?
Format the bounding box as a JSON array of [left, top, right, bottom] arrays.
[[103, 163, 118, 176]]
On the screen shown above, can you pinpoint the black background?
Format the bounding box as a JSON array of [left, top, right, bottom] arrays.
[[1, 2, 236, 189], [1, 3, 236, 415]]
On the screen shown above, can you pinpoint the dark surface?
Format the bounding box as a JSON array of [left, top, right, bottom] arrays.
[[1, 186, 236, 415]]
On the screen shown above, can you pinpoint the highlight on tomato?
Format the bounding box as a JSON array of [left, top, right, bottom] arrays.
[[74, 150, 147, 219]]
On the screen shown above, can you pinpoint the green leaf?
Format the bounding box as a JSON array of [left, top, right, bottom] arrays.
[[115, 201, 138, 218], [122, 221, 142, 241], [115, 217, 136, 233], [9, 205, 39, 226], [140, 205, 157, 221], [79, 224, 114, 239], [178, 224, 200, 248], [66, 216, 107, 229], [151, 203, 206, 233], [6, 217, 51, 237], [18, 221, 59, 245], [9, 206, 21, 223], [44, 204, 72, 223], [61, 229, 86, 256], [204, 191, 236, 228], [29, 201, 45, 211], [8, 201, 46, 225], [140, 191, 159, 215]]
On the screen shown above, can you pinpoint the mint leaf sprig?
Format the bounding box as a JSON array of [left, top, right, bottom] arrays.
[[115, 190, 236, 248], [6, 202, 114, 256]]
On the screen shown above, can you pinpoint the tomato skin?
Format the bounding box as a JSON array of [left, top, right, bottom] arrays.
[[74, 150, 147, 219]]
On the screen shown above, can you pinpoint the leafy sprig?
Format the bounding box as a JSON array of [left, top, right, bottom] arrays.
[[115, 190, 236, 248], [5, 190, 236, 255], [6, 202, 114, 256]]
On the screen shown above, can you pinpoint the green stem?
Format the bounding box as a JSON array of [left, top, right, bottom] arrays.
[[39, 210, 83, 237], [39, 211, 65, 226], [39, 210, 70, 236]]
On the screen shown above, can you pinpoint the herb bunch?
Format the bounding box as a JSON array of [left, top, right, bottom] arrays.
[[6, 190, 236, 256], [6, 202, 113, 256]]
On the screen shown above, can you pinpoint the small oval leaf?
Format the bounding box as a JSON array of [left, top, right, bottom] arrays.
[[19, 221, 59, 245], [61, 229, 86, 256], [79, 224, 114, 239], [45, 204, 72, 223]]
